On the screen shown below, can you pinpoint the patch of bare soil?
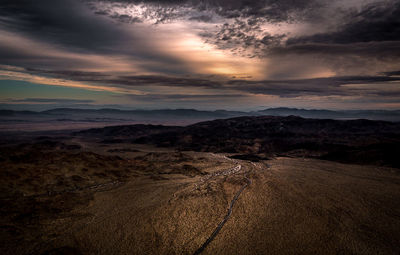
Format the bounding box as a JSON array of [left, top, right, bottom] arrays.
[[1, 139, 399, 254]]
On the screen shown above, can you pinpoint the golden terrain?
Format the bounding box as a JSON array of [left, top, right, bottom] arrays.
[[1, 139, 399, 255]]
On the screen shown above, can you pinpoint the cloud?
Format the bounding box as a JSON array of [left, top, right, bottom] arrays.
[[200, 19, 286, 57], [286, 1, 400, 45], [262, 1, 400, 78], [16, 66, 400, 99], [271, 0, 400, 72], [188, 15, 213, 22], [1, 0, 400, 110], [0, 0, 131, 52], [88, 0, 322, 57], [110, 13, 143, 23], [24, 68, 223, 89], [89, 0, 400, 73], [383, 70, 400, 76], [126, 93, 246, 101], [95, 0, 323, 22], [226, 75, 400, 97], [0, 0, 193, 75], [7, 98, 96, 104], [274, 41, 400, 57]]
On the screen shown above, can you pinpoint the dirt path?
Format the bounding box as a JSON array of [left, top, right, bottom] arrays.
[[22, 156, 400, 255], [193, 169, 252, 255]]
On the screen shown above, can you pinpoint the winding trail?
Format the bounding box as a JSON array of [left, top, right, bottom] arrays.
[[193, 174, 252, 255]]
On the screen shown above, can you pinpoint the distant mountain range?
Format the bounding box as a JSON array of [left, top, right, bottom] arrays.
[[258, 108, 400, 120], [1, 107, 399, 121]]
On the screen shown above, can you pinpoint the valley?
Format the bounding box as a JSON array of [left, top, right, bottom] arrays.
[[1, 127, 399, 254]]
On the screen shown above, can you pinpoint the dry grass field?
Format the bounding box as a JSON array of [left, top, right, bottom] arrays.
[[1, 136, 399, 254]]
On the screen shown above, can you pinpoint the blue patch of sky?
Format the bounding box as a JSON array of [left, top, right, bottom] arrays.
[[0, 79, 115, 101]]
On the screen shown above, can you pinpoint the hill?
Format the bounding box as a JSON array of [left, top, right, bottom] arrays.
[[77, 116, 400, 168]]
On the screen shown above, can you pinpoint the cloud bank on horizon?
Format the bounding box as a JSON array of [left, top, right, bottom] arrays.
[[0, 0, 399, 110]]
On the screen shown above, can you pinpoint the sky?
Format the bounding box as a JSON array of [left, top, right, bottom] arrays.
[[0, 0, 399, 111]]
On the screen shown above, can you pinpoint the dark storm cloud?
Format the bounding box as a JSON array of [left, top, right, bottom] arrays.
[[0, 0, 191, 74], [206, 0, 400, 61], [125, 93, 246, 101], [7, 98, 95, 104], [98, 0, 322, 22], [211, 0, 322, 22], [271, 41, 400, 59], [287, 1, 400, 45], [24, 68, 223, 88], [383, 71, 400, 76], [90, 0, 397, 62], [21, 67, 400, 98], [90, 0, 320, 53], [201, 19, 286, 56], [114, 75, 222, 88], [1, 0, 400, 109], [110, 14, 143, 23], [0, 0, 130, 52], [25, 69, 110, 81], [112, 0, 399, 61], [188, 15, 213, 22], [227, 76, 400, 97], [276, 0, 400, 62], [108, 74, 400, 98]]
